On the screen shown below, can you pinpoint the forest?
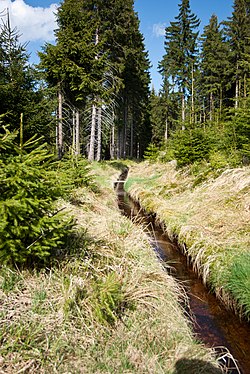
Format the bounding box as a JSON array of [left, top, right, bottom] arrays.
[[0, 0, 250, 372], [1, 0, 249, 165]]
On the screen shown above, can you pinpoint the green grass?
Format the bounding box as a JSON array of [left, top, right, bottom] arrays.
[[126, 161, 250, 319], [227, 253, 250, 319], [124, 174, 160, 192], [0, 161, 223, 373], [0, 266, 23, 293]]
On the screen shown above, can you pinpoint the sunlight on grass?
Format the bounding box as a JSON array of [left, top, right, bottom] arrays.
[[127, 161, 250, 318]]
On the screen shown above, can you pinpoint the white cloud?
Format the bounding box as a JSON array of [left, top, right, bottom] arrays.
[[152, 23, 166, 38], [0, 0, 58, 42]]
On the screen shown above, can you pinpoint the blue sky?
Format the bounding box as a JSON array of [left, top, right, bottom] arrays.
[[0, 0, 234, 91]]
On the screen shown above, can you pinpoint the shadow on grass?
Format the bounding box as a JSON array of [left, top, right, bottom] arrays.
[[174, 358, 223, 374]]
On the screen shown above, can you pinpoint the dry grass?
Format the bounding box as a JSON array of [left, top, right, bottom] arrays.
[[126, 161, 250, 316], [0, 162, 223, 373]]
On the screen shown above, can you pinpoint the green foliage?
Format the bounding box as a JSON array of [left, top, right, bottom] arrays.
[[159, 0, 200, 99], [169, 128, 210, 167], [39, 0, 151, 160], [227, 253, 250, 320], [91, 272, 124, 325], [55, 157, 96, 193], [225, 103, 250, 162], [199, 14, 231, 119], [144, 143, 160, 162], [153, 0, 250, 166], [32, 289, 47, 314], [0, 128, 74, 266], [0, 18, 55, 141], [0, 266, 23, 293]]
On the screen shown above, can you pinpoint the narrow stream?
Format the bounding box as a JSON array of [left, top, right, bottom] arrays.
[[116, 175, 250, 374]]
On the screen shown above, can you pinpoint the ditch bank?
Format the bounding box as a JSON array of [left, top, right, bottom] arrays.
[[116, 164, 250, 374]]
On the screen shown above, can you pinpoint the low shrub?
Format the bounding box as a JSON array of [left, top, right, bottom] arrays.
[[0, 127, 74, 266]]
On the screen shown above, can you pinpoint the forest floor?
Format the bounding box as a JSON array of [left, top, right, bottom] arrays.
[[0, 162, 224, 373], [126, 161, 250, 321]]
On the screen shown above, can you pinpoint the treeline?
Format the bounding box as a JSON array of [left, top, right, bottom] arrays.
[[0, 1, 150, 160], [149, 0, 250, 167], [0, 11, 56, 145], [39, 0, 151, 160], [1, 0, 249, 166]]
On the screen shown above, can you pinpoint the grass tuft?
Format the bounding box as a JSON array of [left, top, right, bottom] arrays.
[[227, 253, 250, 319]]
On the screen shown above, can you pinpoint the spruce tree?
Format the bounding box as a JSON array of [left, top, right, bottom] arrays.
[[97, 0, 151, 158], [0, 13, 55, 143], [39, 0, 150, 160], [0, 13, 31, 130], [200, 15, 231, 122], [224, 0, 250, 107], [159, 0, 200, 127], [0, 128, 73, 265]]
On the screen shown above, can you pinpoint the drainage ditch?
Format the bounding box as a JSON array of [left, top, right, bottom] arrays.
[[116, 173, 250, 374]]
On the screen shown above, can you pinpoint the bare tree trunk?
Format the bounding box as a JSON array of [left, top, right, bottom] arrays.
[[88, 104, 96, 161], [88, 28, 100, 162], [57, 90, 63, 159], [191, 64, 195, 124], [130, 113, 133, 158], [181, 91, 185, 130], [117, 127, 122, 159], [137, 142, 140, 159], [110, 110, 115, 159], [122, 99, 128, 158], [72, 109, 76, 155], [75, 109, 80, 155], [96, 106, 102, 161], [164, 116, 168, 141], [244, 74, 247, 99], [243, 74, 247, 109], [209, 92, 214, 122], [235, 80, 239, 109], [219, 87, 223, 121]]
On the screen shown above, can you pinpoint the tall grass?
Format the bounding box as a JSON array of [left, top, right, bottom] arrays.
[[0, 162, 223, 373], [126, 161, 250, 319]]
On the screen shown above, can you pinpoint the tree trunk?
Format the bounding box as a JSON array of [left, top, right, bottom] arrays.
[[72, 109, 76, 155], [130, 113, 133, 158], [191, 64, 195, 124], [96, 106, 102, 161], [110, 110, 115, 159], [75, 109, 80, 155], [181, 91, 185, 130], [122, 99, 128, 158], [57, 90, 63, 159], [88, 104, 96, 161], [219, 87, 223, 121], [209, 92, 214, 122], [88, 28, 100, 162], [235, 65, 239, 109], [164, 115, 168, 141], [244, 74, 247, 99], [117, 127, 122, 159]]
